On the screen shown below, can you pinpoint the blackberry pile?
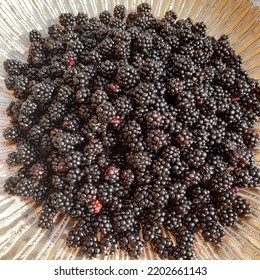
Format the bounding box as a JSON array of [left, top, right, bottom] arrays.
[[3, 3, 260, 260]]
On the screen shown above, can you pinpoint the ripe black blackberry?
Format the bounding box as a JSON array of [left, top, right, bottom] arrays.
[[99, 10, 111, 25], [113, 5, 126, 19], [146, 129, 169, 152], [210, 172, 234, 192], [202, 224, 224, 243], [100, 233, 118, 256], [174, 244, 195, 260], [233, 196, 252, 217], [6, 151, 21, 166], [114, 209, 136, 233], [197, 204, 218, 224], [152, 236, 174, 259], [190, 187, 211, 204], [218, 207, 238, 227], [163, 211, 183, 232], [116, 64, 140, 89], [4, 59, 25, 76], [81, 233, 102, 259], [3, 126, 21, 143]]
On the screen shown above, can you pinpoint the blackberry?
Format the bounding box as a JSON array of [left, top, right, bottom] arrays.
[[100, 233, 118, 255], [146, 129, 169, 152], [114, 209, 136, 233], [116, 64, 140, 89], [59, 13, 75, 29], [99, 10, 112, 25], [190, 187, 211, 204], [3, 126, 21, 142], [176, 130, 193, 149], [57, 85, 73, 104], [243, 130, 260, 148], [163, 211, 183, 232], [82, 233, 102, 259], [175, 226, 195, 246], [152, 236, 174, 259], [95, 213, 113, 235], [4, 59, 24, 76], [38, 202, 57, 229], [75, 12, 88, 26], [6, 151, 21, 166], [91, 89, 109, 108], [197, 203, 218, 224], [67, 220, 87, 248], [96, 101, 116, 123], [173, 244, 195, 260], [17, 142, 38, 166], [51, 191, 74, 213], [218, 207, 238, 227], [113, 5, 126, 19], [183, 212, 201, 233], [113, 95, 133, 117], [140, 58, 163, 83], [233, 196, 252, 217], [32, 82, 55, 106], [131, 82, 157, 106], [202, 224, 224, 243], [186, 149, 207, 168], [213, 189, 236, 207], [210, 173, 234, 192]]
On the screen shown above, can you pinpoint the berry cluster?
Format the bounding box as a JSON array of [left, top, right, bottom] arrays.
[[3, 3, 260, 260]]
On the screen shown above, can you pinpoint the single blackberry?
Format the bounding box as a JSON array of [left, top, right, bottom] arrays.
[[175, 226, 195, 246], [95, 212, 113, 235], [197, 204, 218, 224], [91, 89, 109, 109], [182, 169, 201, 186], [17, 142, 38, 166], [38, 201, 57, 229], [171, 159, 189, 177], [140, 58, 163, 82], [176, 130, 193, 149], [146, 129, 169, 152], [59, 13, 75, 29], [116, 64, 140, 89], [3, 126, 21, 142], [15, 178, 34, 197], [4, 59, 24, 76], [113, 5, 126, 19], [32, 82, 55, 106], [134, 184, 154, 209], [202, 224, 224, 243], [163, 211, 183, 232], [233, 196, 252, 217], [114, 209, 136, 233], [190, 187, 211, 204], [210, 173, 234, 192], [51, 191, 74, 213], [67, 220, 87, 248], [57, 85, 73, 104], [100, 233, 118, 255], [183, 212, 202, 233], [96, 101, 116, 123], [218, 207, 238, 227], [243, 130, 260, 148], [48, 101, 67, 122], [212, 189, 236, 207], [186, 149, 207, 168], [81, 233, 102, 259], [113, 95, 133, 118], [173, 244, 195, 260], [4, 175, 21, 195], [75, 12, 88, 26], [152, 236, 174, 259], [6, 151, 21, 166], [99, 10, 112, 25], [48, 24, 63, 40], [66, 168, 84, 186]]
